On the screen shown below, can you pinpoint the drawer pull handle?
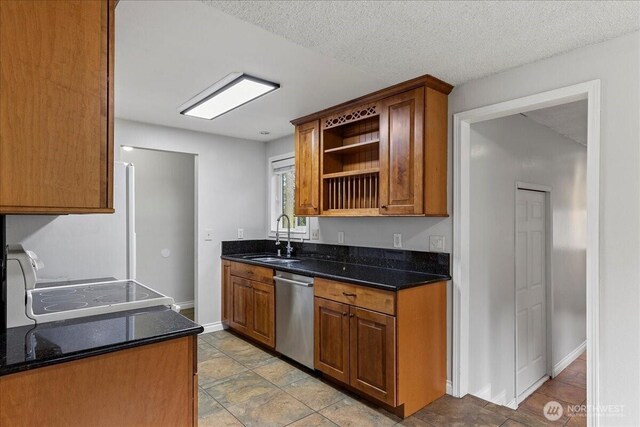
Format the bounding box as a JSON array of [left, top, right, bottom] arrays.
[[342, 292, 356, 297]]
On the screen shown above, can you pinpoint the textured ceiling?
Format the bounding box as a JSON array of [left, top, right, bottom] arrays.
[[206, 1, 640, 85], [116, 1, 638, 141], [524, 100, 588, 146], [115, 1, 388, 141]]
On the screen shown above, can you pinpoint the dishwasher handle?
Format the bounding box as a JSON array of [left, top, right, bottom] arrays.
[[274, 276, 314, 287]]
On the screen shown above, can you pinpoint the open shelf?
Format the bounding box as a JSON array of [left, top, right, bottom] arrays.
[[322, 168, 379, 179], [324, 139, 380, 155]]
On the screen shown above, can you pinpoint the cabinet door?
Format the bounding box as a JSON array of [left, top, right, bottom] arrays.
[[229, 276, 253, 336], [379, 88, 424, 215], [294, 120, 320, 216], [0, 0, 114, 213], [314, 297, 350, 383], [250, 281, 275, 348], [221, 261, 231, 326], [349, 307, 396, 405]]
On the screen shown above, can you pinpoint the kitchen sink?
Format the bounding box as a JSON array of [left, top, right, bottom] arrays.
[[246, 256, 301, 264]]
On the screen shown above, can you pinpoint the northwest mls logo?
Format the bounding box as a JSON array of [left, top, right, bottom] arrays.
[[543, 401, 564, 421]]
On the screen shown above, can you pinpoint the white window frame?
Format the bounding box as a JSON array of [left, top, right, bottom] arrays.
[[267, 153, 309, 239]]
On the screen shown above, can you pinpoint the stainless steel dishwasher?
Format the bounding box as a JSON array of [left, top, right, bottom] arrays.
[[274, 271, 314, 369]]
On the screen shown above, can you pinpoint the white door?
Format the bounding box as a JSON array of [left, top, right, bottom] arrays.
[[516, 189, 547, 396]]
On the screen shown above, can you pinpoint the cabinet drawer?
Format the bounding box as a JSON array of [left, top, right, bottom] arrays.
[[230, 262, 274, 284], [315, 278, 396, 315]]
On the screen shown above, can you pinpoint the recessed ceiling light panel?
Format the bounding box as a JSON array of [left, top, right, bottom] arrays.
[[180, 73, 279, 120]]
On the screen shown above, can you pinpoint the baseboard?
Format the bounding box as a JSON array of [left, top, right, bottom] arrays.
[[516, 375, 550, 407], [175, 300, 194, 310], [553, 340, 586, 377], [446, 380, 452, 395], [505, 398, 518, 410], [201, 321, 224, 334]]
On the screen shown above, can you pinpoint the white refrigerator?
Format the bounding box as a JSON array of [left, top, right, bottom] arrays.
[[6, 162, 136, 282]]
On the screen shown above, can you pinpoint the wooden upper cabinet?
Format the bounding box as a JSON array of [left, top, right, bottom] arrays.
[[294, 120, 320, 216], [379, 88, 424, 215], [291, 74, 452, 217], [0, 0, 115, 214]]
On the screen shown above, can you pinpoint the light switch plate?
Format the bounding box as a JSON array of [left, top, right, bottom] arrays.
[[429, 235, 445, 252], [337, 231, 344, 244], [393, 233, 402, 248], [237, 228, 244, 239], [205, 229, 214, 241], [311, 229, 319, 240]]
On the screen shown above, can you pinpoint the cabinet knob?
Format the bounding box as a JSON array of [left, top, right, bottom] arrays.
[[342, 312, 347, 316], [381, 205, 387, 209], [349, 313, 355, 318]]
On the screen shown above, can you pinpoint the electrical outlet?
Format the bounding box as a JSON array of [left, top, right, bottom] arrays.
[[205, 229, 214, 241], [237, 228, 244, 239], [429, 235, 445, 252], [393, 233, 402, 248], [311, 229, 319, 240], [337, 231, 344, 244]]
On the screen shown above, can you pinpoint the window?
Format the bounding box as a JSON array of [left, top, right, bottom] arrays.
[[269, 155, 308, 238]]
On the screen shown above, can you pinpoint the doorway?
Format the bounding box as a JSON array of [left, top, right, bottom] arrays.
[[121, 147, 197, 320], [452, 80, 599, 421]]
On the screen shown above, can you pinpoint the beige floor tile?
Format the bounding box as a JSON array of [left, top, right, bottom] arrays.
[[484, 402, 551, 427], [253, 358, 311, 387], [500, 420, 530, 427], [227, 389, 314, 427], [565, 414, 587, 427], [282, 377, 346, 411], [205, 370, 278, 407], [198, 388, 225, 418], [215, 335, 258, 356], [554, 367, 587, 390], [413, 395, 508, 427], [229, 345, 277, 369], [518, 393, 571, 425], [199, 409, 244, 427], [319, 397, 398, 427], [288, 413, 339, 427], [199, 355, 248, 387], [394, 415, 434, 426], [198, 342, 223, 361]]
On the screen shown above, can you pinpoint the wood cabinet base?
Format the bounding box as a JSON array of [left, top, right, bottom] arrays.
[[314, 280, 447, 418], [0, 337, 197, 427]]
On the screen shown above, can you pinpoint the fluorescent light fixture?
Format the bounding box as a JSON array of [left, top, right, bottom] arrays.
[[180, 73, 279, 120], [121, 146, 134, 152]]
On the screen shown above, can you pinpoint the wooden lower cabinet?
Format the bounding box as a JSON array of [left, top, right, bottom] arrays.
[[349, 306, 396, 405], [314, 298, 350, 383], [223, 261, 276, 349], [0, 336, 197, 427], [314, 280, 447, 418], [230, 276, 253, 336], [250, 281, 275, 348]]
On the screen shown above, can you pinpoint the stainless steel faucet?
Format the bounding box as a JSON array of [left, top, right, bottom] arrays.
[[275, 214, 294, 258]]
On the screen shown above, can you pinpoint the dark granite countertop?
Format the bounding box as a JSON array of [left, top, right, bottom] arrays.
[[0, 306, 203, 377], [221, 253, 450, 290]]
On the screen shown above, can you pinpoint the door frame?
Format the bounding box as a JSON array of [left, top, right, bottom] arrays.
[[452, 80, 600, 425], [514, 183, 553, 407]]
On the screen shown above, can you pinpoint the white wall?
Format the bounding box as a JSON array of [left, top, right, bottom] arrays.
[[115, 119, 267, 327], [121, 148, 195, 305], [5, 163, 130, 281], [468, 113, 587, 404], [269, 32, 640, 423], [451, 32, 640, 424]]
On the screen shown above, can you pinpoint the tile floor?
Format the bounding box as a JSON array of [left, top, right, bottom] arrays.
[[182, 308, 195, 321], [197, 330, 586, 427]]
